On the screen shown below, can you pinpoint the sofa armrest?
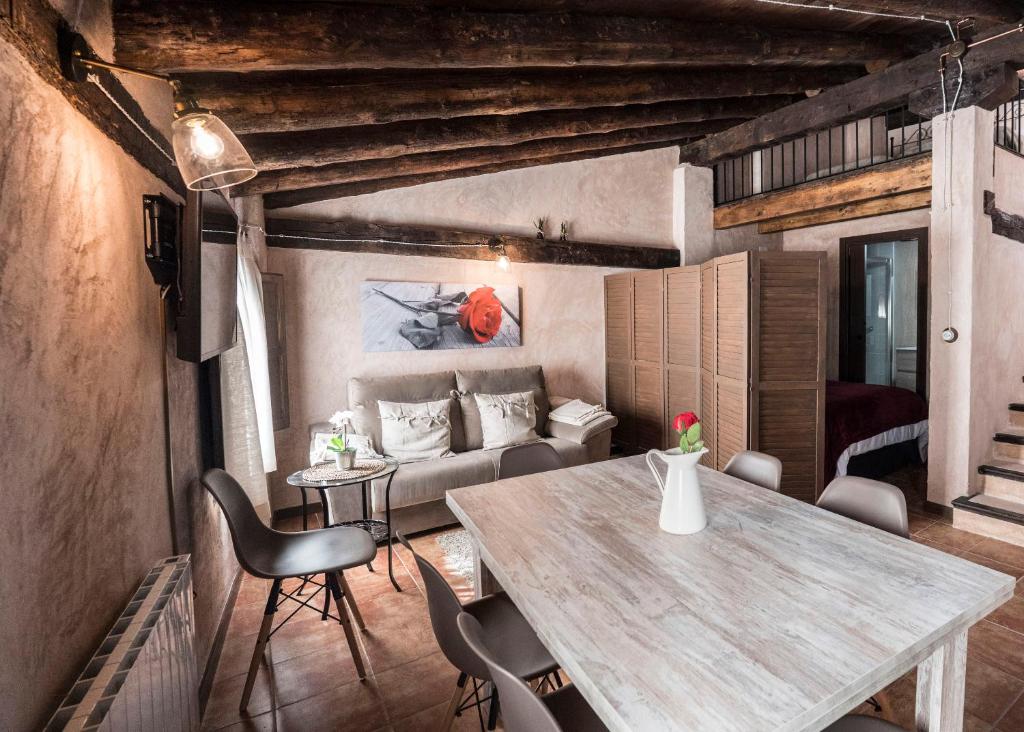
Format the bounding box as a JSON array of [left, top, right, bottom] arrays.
[[546, 413, 618, 444]]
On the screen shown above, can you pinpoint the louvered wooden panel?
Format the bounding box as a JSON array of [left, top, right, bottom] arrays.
[[757, 389, 820, 502], [634, 362, 664, 451], [755, 256, 822, 383], [632, 270, 663, 364], [715, 379, 748, 470], [700, 369, 716, 468], [700, 261, 716, 374], [604, 274, 632, 361], [750, 251, 827, 501], [715, 254, 748, 384], [606, 359, 634, 447], [665, 266, 701, 448]]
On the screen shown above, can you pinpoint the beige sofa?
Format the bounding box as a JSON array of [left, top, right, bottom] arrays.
[[311, 365, 616, 534]]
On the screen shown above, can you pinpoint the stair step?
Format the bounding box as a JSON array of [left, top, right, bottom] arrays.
[[953, 493, 1024, 526], [1011, 404, 1024, 412], [979, 461, 1024, 482], [996, 429, 1024, 446]]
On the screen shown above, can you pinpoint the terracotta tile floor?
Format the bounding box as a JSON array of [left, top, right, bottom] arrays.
[[203, 475, 1024, 731]]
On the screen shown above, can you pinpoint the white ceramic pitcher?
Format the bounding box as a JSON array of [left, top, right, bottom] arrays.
[[645, 447, 709, 535]]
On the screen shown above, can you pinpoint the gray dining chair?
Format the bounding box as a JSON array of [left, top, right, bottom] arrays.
[[457, 612, 607, 732], [723, 450, 783, 492], [201, 468, 376, 711], [396, 532, 559, 730], [817, 475, 910, 538], [498, 441, 565, 480]]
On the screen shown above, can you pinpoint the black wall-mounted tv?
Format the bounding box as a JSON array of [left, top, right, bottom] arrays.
[[176, 190, 238, 362]]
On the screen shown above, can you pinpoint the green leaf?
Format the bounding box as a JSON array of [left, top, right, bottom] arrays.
[[686, 423, 701, 443], [692, 440, 704, 451]]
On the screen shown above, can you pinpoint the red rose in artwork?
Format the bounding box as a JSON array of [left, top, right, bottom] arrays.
[[458, 286, 503, 343], [673, 411, 699, 433]]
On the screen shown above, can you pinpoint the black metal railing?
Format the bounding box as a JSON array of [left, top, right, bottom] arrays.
[[995, 81, 1023, 155], [713, 105, 932, 206]]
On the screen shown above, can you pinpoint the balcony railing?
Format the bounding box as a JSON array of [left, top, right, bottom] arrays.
[[713, 106, 932, 207], [995, 80, 1023, 155]]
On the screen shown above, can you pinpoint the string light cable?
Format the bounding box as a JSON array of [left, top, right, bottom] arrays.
[[754, 0, 949, 25], [85, 72, 177, 165]]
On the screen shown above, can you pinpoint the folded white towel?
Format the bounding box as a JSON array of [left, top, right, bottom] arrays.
[[549, 399, 602, 423]]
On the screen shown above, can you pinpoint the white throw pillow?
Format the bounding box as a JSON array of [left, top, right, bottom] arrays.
[[473, 391, 539, 450], [378, 398, 455, 462], [309, 432, 382, 464]]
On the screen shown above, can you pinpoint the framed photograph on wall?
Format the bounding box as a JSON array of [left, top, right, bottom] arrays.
[[361, 280, 521, 352]]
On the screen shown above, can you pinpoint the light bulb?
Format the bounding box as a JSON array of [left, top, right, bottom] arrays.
[[188, 119, 225, 160], [496, 254, 511, 271]]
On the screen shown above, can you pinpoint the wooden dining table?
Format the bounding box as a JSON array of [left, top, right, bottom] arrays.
[[446, 455, 1014, 732]]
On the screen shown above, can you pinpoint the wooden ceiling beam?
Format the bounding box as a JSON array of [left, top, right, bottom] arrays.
[[784, 1, 1021, 25], [680, 21, 1024, 165], [111, 0, 913, 72], [261, 141, 689, 209], [261, 217, 680, 269], [178, 67, 845, 133], [243, 107, 741, 169]]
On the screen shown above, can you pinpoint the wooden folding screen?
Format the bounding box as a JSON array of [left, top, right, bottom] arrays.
[[664, 266, 702, 451], [699, 261, 716, 468], [604, 273, 634, 448]]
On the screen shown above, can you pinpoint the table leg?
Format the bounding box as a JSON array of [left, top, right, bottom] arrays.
[[384, 472, 402, 592], [319, 487, 333, 528], [300, 487, 309, 531], [915, 630, 967, 732], [472, 542, 500, 600], [363, 480, 375, 573]]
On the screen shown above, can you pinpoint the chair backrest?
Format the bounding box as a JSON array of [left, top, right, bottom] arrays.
[[200, 468, 276, 575], [816, 476, 910, 538], [456, 612, 562, 732], [498, 442, 565, 480], [395, 532, 489, 679], [723, 450, 783, 492]]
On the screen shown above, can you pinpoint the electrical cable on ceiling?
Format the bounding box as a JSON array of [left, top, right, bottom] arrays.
[[754, 0, 948, 25], [87, 72, 177, 165]]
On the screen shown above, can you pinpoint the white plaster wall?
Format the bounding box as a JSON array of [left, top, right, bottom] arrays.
[[781, 209, 932, 378], [275, 147, 680, 248]]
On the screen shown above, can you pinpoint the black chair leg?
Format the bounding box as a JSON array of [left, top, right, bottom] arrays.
[[486, 688, 500, 730], [240, 579, 281, 712]]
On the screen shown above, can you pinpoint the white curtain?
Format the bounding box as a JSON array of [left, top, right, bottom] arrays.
[[231, 195, 277, 473]]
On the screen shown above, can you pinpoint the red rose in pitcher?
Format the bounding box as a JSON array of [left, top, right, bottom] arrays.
[[458, 286, 503, 343], [673, 411, 699, 433]]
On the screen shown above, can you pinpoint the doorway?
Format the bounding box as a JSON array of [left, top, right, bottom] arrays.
[[839, 228, 928, 398]]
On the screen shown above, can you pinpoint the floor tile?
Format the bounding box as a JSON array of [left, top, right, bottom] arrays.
[[970, 621, 1024, 682], [965, 657, 1024, 724], [908, 512, 938, 536], [375, 651, 461, 722], [970, 538, 1024, 573], [996, 690, 1024, 730], [391, 699, 497, 731], [961, 552, 1024, 582], [273, 678, 389, 731], [988, 595, 1024, 636], [917, 522, 986, 552]]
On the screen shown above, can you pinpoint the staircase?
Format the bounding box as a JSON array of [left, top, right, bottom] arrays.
[[953, 403, 1024, 547]]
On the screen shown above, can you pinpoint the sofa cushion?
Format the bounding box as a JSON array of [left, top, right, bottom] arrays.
[[379, 398, 455, 462], [474, 391, 539, 450], [370, 449, 495, 512], [349, 371, 466, 453], [457, 366, 549, 450]]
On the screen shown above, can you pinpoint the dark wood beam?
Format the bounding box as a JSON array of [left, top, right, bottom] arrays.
[[984, 190, 1024, 244], [782, 1, 1020, 25], [680, 21, 1024, 165], [261, 217, 680, 269], [111, 0, 911, 72], [2, 0, 183, 195], [178, 67, 848, 133], [909, 62, 1021, 117], [244, 107, 740, 169], [261, 141, 687, 209]]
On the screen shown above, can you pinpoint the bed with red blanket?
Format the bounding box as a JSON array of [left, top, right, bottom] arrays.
[[826, 381, 928, 481]]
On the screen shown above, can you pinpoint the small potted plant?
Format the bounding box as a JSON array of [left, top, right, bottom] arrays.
[[328, 410, 357, 469]]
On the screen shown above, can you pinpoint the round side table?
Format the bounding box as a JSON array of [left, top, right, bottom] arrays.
[[287, 458, 402, 592]]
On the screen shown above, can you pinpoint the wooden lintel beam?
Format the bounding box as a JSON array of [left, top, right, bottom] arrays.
[[2, 0, 183, 196], [984, 190, 1024, 243], [244, 112, 739, 170], [681, 21, 1024, 165], [112, 0, 911, 72], [261, 141, 687, 210], [909, 62, 1021, 117], [787, 1, 1020, 25], [262, 218, 680, 269], [178, 66, 842, 133], [714, 153, 932, 229], [756, 189, 932, 233]]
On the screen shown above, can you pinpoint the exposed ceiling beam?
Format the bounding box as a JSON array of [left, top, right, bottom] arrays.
[[243, 107, 740, 169], [680, 21, 1024, 165], [783, 1, 1021, 25], [261, 217, 681, 269], [178, 67, 847, 133], [240, 120, 745, 197], [112, 0, 914, 72], [261, 141, 687, 209]]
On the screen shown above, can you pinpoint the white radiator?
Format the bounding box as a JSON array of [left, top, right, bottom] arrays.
[[46, 556, 200, 731]]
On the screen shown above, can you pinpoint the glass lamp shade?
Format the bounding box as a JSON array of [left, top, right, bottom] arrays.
[[171, 112, 257, 191]]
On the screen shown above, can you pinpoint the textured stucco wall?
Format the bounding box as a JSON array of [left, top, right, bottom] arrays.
[[781, 209, 932, 379], [274, 147, 679, 248], [0, 34, 179, 730]]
